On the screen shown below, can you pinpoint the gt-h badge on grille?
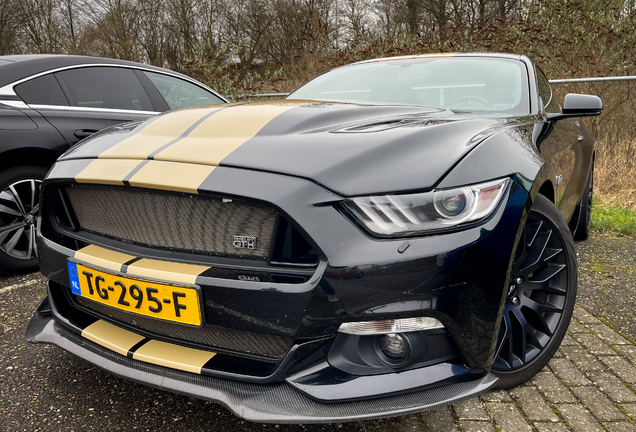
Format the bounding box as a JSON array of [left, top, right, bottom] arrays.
[[233, 235, 257, 249]]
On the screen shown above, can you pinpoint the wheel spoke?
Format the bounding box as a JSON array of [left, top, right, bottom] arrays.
[[541, 247, 562, 262], [4, 226, 24, 254], [495, 310, 515, 369], [0, 222, 26, 243], [530, 263, 566, 283], [523, 280, 566, 295], [32, 225, 38, 258], [8, 185, 27, 216], [0, 203, 21, 217], [30, 180, 37, 209], [526, 221, 542, 247], [524, 324, 544, 349], [25, 225, 37, 259], [0, 189, 17, 204], [525, 296, 562, 314], [521, 302, 555, 337], [510, 308, 528, 364], [519, 230, 551, 273]]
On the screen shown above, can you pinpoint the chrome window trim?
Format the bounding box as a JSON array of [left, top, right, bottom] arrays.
[[28, 104, 160, 115], [0, 63, 228, 103], [0, 100, 29, 108]]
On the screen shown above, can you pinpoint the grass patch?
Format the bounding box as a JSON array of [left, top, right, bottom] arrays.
[[591, 195, 636, 237]]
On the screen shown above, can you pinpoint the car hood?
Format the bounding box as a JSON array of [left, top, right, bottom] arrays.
[[62, 100, 529, 197]]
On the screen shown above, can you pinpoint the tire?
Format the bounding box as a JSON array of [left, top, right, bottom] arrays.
[[0, 165, 48, 274], [492, 194, 577, 389], [569, 162, 593, 241]]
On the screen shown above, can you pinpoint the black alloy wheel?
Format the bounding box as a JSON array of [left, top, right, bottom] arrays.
[[0, 165, 48, 274], [492, 194, 577, 389]]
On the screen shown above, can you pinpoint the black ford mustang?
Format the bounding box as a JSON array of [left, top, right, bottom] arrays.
[[27, 53, 601, 423]]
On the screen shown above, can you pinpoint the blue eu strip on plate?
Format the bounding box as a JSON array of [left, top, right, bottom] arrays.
[[67, 261, 81, 295]]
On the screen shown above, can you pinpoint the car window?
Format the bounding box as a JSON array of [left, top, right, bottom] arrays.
[[56, 67, 154, 111], [15, 74, 69, 106], [143, 71, 224, 110], [536, 67, 559, 113], [288, 57, 530, 114]]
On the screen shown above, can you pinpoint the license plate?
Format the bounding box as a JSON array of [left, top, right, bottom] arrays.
[[68, 261, 202, 326]]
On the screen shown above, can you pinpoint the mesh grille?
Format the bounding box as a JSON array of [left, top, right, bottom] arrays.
[[76, 295, 292, 358], [65, 185, 277, 260]]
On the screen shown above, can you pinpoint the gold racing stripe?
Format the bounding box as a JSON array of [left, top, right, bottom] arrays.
[[81, 321, 216, 373], [153, 104, 299, 166], [125, 258, 209, 285], [74, 244, 209, 285], [132, 340, 215, 374], [81, 320, 146, 357], [75, 159, 143, 186], [98, 108, 222, 160], [127, 160, 215, 194], [74, 245, 136, 273]]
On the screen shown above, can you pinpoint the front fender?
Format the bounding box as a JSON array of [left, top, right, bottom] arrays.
[[437, 124, 544, 192]]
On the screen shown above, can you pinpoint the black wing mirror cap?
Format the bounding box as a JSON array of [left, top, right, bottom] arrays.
[[547, 93, 603, 121]]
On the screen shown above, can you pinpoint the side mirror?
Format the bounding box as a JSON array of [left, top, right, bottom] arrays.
[[547, 93, 603, 121]]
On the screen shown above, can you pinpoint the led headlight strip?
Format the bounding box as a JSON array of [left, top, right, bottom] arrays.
[[342, 177, 511, 237], [338, 317, 445, 335]]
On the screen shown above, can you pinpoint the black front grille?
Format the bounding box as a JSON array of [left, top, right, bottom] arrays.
[[65, 185, 277, 260], [76, 295, 293, 358]]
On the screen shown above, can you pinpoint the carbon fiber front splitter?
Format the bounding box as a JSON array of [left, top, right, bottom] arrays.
[[27, 303, 498, 424]]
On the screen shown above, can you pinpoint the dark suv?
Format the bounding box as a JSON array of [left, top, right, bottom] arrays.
[[0, 55, 226, 273]]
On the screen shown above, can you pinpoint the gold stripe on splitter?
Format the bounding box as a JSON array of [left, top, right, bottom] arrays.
[[74, 245, 136, 273], [98, 108, 221, 160], [132, 340, 215, 374], [127, 160, 215, 194], [82, 320, 146, 357], [75, 159, 142, 186], [153, 104, 299, 166], [125, 258, 209, 285]]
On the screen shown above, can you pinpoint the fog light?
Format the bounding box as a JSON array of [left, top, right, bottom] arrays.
[[379, 333, 408, 359]]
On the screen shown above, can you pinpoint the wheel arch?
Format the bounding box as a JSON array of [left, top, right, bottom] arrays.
[[0, 147, 57, 173], [537, 181, 555, 204]]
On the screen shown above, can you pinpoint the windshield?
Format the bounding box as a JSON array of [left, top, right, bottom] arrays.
[[288, 57, 529, 114]]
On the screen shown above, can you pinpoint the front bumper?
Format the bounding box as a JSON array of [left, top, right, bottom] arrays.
[[30, 160, 532, 422], [28, 298, 497, 423]]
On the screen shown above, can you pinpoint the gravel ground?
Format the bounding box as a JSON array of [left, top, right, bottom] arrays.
[[1, 231, 635, 431]]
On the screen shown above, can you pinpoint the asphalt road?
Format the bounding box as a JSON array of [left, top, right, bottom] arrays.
[[1, 231, 634, 432]]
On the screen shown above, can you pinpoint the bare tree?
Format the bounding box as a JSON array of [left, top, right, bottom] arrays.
[[137, 0, 166, 66], [0, 0, 22, 54], [19, 0, 65, 53], [340, 0, 371, 43], [82, 0, 142, 60], [373, 0, 404, 39]]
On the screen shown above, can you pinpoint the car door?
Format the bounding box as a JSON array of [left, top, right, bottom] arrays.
[[14, 66, 160, 146], [535, 67, 590, 221]]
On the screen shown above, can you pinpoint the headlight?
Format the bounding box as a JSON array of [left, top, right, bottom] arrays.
[[342, 178, 511, 237]]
